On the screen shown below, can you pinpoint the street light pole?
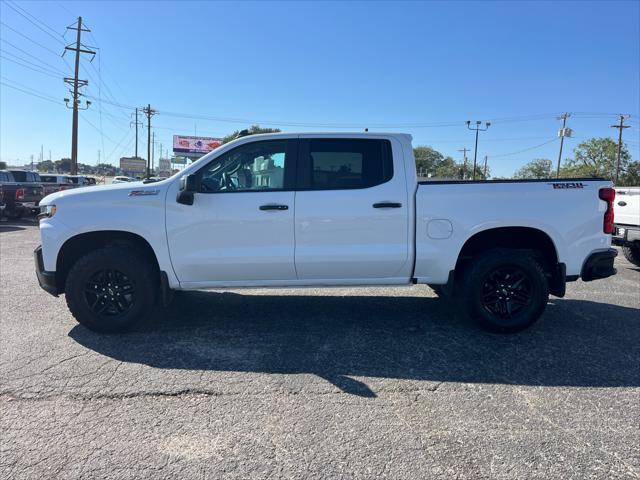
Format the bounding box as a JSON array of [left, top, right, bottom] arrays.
[[466, 120, 491, 180]]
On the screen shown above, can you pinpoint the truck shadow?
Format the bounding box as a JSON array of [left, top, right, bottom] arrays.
[[69, 292, 640, 397]]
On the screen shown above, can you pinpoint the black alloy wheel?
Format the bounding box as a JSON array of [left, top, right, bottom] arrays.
[[480, 266, 532, 320], [84, 268, 135, 317]]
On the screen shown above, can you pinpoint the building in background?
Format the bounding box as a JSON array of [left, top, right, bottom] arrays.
[[119, 157, 146, 178]]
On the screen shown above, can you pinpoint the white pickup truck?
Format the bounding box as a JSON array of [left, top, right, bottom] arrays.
[[35, 133, 617, 333], [613, 186, 640, 266]]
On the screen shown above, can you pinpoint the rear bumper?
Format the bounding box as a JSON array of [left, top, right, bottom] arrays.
[[34, 246, 58, 296], [581, 248, 617, 282], [613, 224, 640, 245]]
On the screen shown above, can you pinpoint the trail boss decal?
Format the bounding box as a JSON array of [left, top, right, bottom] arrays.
[[128, 189, 160, 196], [549, 182, 585, 189]]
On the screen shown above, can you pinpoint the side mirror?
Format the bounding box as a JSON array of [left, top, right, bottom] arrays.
[[176, 174, 200, 205]]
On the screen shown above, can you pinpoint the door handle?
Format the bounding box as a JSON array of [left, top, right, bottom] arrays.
[[259, 204, 289, 211], [373, 202, 402, 209]]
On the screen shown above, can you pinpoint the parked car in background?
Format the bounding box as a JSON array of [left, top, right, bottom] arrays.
[[142, 176, 164, 184], [0, 170, 44, 218], [35, 132, 618, 334], [112, 176, 135, 184], [67, 175, 92, 187], [0, 184, 5, 219], [613, 186, 640, 266], [40, 174, 74, 196]]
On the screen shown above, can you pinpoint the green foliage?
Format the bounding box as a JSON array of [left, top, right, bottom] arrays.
[[222, 125, 281, 144], [620, 161, 640, 186], [414, 148, 489, 180], [0, 161, 6, 169], [513, 158, 553, 179], [37, 160, 55, 172], [414, 146, 444, 176], [560, 137, 631, 181]]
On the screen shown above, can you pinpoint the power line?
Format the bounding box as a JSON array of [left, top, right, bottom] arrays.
[[0, 53, 62, 78], [0, 39, 69, 74], [491, 138, 558, 158], [3, 1, 65, 45], [0, 80, 63, 105], [0, 21, 63, 56]]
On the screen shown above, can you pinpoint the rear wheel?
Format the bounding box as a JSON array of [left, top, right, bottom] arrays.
[[65, 246, 157, 333], [622, 243, 640, 267], [462, 249, 549, 333]]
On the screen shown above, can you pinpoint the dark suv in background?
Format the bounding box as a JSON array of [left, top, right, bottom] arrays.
[[0, 170, 44, 219]]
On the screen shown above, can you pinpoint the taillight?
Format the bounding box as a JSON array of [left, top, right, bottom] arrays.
[[59, 186, 66, 191], [599, 187, 615, 234], [15, 188, 25, 201]]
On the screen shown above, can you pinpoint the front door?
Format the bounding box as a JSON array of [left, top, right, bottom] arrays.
[[166, 139, 297, 286]]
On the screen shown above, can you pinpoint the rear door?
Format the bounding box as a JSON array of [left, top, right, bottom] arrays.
[[294, 136, 411, 281]]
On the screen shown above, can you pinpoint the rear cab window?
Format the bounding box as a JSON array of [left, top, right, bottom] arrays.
[[297, 138, 393, 190]]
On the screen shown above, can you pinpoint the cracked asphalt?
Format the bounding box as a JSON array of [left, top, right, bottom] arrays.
[[1, 220, 639, 479]]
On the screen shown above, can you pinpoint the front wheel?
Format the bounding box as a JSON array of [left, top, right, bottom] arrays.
[[622, 243, 640, 267], [65, 246, 157, 333], [461, 249, 549, 333]]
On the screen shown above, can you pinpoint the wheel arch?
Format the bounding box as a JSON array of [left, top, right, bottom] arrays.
[[56, 230, 160, 294], [454, 226, 565, 297]]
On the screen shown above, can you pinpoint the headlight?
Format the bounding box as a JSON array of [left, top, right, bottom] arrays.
[[38, 204, 57, 220]]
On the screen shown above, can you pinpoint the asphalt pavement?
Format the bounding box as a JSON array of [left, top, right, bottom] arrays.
[[1, 220, 639, 479]]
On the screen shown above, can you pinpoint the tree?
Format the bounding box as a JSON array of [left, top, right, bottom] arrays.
[[0, 161, 6, 169], [513, 158, 553, 179], [413, 146, 444, 177], [37, 160, 55, 172], [221, 125, 281, 144], [620, 160, 640, 186], [54, 158, 72, 173], [433, 156, 459, 179], [560, 137, 631, 180]]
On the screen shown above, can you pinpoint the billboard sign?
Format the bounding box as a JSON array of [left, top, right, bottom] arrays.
[[173, 135, 222, 154], [158, 158, 171, 171], [120, 157, 146, 173]]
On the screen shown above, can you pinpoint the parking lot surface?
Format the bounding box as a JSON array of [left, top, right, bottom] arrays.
[[1, 220, 639, 479]]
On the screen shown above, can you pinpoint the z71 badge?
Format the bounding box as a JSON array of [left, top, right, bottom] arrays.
[[549, 182, 585, 189]]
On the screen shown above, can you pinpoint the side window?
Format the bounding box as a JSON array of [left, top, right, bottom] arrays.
[[300, 139, 393, 190], [199, 140, 290, 193]]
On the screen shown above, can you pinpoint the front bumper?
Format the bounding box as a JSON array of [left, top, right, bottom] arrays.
[[581, 248, 617, 282], [34, 246, 58, 296]]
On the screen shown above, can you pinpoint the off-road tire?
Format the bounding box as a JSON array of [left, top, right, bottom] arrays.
[[622, 243, 640, 267], [461, 249, 549, 333], [65, 246, 157, 333]]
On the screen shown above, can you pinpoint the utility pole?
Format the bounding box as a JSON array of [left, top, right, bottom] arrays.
[[142, 104, 156, 178], [610, 114, 630, 185], [556, 113, 571, 178], [130, 108, 142, 158], [458, 147, 470, 180], [151, 131, 155, 174], [466, 120, 491, 181], [98, 149, 101, 165], [483, 155, 488, 179], [63, 17, 95, 175]]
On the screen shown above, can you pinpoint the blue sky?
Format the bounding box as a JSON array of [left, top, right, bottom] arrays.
[[1, 0, 639, 177]]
